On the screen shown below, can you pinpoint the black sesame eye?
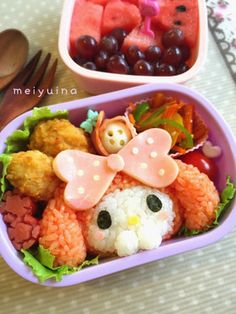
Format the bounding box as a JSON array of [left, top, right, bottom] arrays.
[[97, 210, 112, 229], [146, 194, 162, 212], [176, 5, 186, 12]]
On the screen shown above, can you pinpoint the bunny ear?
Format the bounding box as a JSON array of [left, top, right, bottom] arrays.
[[119, 128, 179, 188]]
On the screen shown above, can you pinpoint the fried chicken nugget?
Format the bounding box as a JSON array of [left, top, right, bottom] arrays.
[[7, 150, 61, 201], [28, 119, 91, 157]]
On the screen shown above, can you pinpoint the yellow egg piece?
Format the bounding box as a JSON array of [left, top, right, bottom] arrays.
[[164, 113, 183, 147]]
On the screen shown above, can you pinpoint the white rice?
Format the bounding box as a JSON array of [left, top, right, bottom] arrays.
[[86, 186, 175, 257]]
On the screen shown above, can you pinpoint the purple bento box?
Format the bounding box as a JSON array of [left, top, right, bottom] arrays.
[[0, 83, 236, 287]]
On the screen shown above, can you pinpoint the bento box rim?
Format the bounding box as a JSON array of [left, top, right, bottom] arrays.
[[0, 83, 236, 287], [58, 0, 208, 86]]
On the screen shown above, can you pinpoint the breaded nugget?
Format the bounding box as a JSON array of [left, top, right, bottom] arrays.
[[29, 119, 91, 157], [7, 150, 60, 201]]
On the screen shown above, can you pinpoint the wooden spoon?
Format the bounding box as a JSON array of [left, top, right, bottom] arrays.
[[0, 29, 29, 90]]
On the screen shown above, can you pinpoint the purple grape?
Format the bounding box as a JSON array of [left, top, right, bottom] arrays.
[[100, 36, 119, 55], [75, 35, 98, 59], [153, 62, 161, 75], [73, 55, 87, 66], [180, 45, 191, 62], [155, 63, 176, 76], [95, 51, 109, 70], [162, 46, 182, 66], [162, 28, 185, 48], [116, 51, 126, 59], [145, 46, 162, 63], [133, 60, 154, 76], [110, 28, 127, 47], [125, 45, 145, 66], [82, 62, 97, 71], [106, 55, 129, 74], [176, 63, 189, 74]]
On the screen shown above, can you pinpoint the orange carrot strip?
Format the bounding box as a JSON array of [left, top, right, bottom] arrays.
[[138, 111, 153, 124], [177, 133, 186, 141], [183, 104, 194, 133], [151, 93, 166, 108], [162, 103, 184, 119], [128, 113, 135, 125], [172, 145, 186, 154], [128, 102, 136, 112]]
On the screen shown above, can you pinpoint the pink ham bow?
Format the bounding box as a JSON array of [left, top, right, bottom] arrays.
[[53, 128, 179, 210]]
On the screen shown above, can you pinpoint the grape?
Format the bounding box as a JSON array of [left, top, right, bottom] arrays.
[[133, 60, 154, 76], [116, 51, 126, 59], [75, 35, 98, 59], [125, 45, 145, 66], [153, 62, 161, 75], [110, 28, 127, 47], [162, 28, 184, 48], [100, 36, 119, 55], [180, 45, 191, 62], [73, 55, 87, 66], [95, 51, 109, 70], [176, 63, 189, 74], [155, 63, 176, 76], [145, 46, 162, 63], [162, 47, 182, 66], [106, 55, 129, 74], [128, 66, 134, 75], [82, 62, 97, 71]]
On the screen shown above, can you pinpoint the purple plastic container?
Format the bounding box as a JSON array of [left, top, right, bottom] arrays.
[[0, 83, 236, 287]]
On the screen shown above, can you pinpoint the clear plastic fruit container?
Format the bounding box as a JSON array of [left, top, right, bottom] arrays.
[[0, 83, 236, 287], [58, 0, 208, 94]]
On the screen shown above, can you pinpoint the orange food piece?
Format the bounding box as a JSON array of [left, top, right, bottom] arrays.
[[128, 113, 135, 125], [152, 93, 166, 108], [172, 145, 186, 154], [169, 160, 220, 231], [162, 102, 184, 119], [182, 104, 194, 134], [39, 185, 86, 267]]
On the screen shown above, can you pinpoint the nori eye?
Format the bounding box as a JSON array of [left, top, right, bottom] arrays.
[[146, 194, 162, 212], [97, 210, 112, 229], [176, 5, 186, 12]]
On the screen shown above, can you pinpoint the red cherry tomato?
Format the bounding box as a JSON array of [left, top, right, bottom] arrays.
[[180, 151, 218, 181]]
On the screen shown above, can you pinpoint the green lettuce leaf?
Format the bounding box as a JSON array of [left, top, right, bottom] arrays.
[[177, 225, 202, 237], [4, 107, 68, 154], [213, 176, 236, 225], [0, 154, 12, 200], [21, 246, 99, 283]]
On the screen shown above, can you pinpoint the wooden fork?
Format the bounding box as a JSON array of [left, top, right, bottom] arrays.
[[0, 50, 57, 131]]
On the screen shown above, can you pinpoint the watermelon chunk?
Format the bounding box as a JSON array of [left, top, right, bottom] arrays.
[[102, 0, 142, 35], [87, 0, 109, 6], [152, 0, 199, 47], [70, 0, 103, 57], [122, 0, 139, 6], [122, 25, 163, 52]]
